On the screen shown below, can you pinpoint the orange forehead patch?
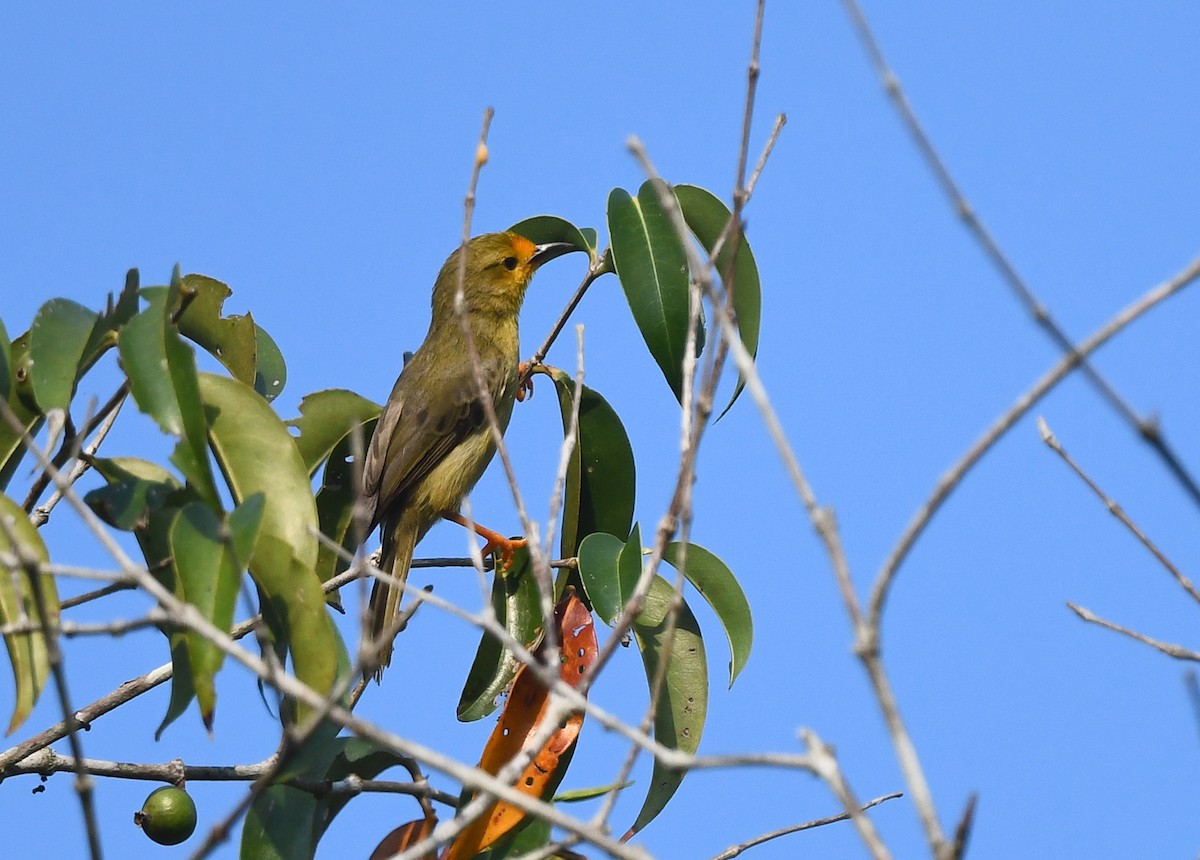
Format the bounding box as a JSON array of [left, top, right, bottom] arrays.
[[509, 233, 537, 262]]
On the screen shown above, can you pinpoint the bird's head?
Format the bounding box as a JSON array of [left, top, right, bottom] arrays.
[[431, 231, 577, 320]]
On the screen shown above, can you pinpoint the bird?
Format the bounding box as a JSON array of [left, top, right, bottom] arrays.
[[358, 231, 577, 679]]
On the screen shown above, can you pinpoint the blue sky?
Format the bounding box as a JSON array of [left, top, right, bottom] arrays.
[[3, 3, 1200, 858]]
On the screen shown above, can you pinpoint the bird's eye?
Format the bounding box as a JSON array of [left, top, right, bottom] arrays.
[[503, 256, 518, 271]]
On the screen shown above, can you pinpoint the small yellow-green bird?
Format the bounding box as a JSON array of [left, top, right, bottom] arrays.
[[359, 231, 576, 678]]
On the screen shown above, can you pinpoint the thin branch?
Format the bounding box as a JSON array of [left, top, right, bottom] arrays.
[[59, 580, 138, 610], [840, 0, 1200, 508], [0, 508, 102, 858], [25, 383, 129, 525], [709, 791, 903, 860], [0, 562, 362, 775], [800, 729, 891, 859], [0, 612, 165, 638], [1067, 602, 1200, 662], [1039, 417, 1200, 606], [5, 748, 459, 807], [521, 261, 610, 386], [873, 252, 1200, 628]]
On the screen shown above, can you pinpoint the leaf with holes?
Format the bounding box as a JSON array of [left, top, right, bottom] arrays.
[[623, 570, 708, 841], [458, 545, 543, 721], [312, 417, 378, 602], [443, 591, 596, 860], [286, 389, 381, 476]]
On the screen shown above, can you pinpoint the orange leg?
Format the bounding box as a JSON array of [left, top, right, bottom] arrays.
[[516, 360, 536, 402], [442, 512, 526, 570]]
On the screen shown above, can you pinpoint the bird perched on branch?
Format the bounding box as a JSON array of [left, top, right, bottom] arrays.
[[358, 231, 576, 679]]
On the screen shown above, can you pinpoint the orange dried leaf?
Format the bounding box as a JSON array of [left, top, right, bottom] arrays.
[[442, 591, 597, 860], [368, 813, 437, 860]]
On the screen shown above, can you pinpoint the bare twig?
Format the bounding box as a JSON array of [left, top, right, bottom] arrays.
[[873, 252, 1200, 627], [26, 383, 129, 526], [3, 748, 458, 807], [800, 729, 891, 859], [709, 791, 903, 860], [0, 506, 102, 858], [1067, 603, 1200, 662], [1038, 417, 1200, 606], [840, 0, 1200, 509]]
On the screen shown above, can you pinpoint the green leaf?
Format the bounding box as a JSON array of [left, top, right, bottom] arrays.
[[312, 418, 378, 600], [0, 493, 57, 735], [121, 278, 222, 510], [480, 817, 551, 859], [0, 334, 42, 491], [458, 545, 542, 721], [576, 532, 625, 624], [286, 389, 381, 476], [84, 457, 181, 531], [510, 215, 598, 265], [175, 274, 259, 386], [662, 542, 752, 687], [0, 318, 11, 403], [554, 780, 634, 803], [674, 185, 762, 418], [27, 298, 98, 414], [546, 368, 636, 560], [86, 458, 198, 738], [312, 736, 417, 844], [243, 733, 413, 860], [253, 324, 288, 402], [199, 372, 342, 723], [626, 571, 708, 839], [79, 268, 141, 373], [607, 181, 695, 402], [241, 784, 319, 860], [170, 497, 264, 729]]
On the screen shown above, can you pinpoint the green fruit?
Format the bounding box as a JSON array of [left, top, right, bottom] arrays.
[[134, 785, 197, 846]]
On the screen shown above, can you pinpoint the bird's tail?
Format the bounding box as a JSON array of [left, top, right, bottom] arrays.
[[365, 513, 418, 682]]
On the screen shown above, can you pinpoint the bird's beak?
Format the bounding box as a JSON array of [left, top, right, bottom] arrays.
[[530, 242, 580, 270]]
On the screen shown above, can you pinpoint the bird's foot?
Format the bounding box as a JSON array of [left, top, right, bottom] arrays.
[[442, 512, 527, 572], [516, 360, 536, 402]]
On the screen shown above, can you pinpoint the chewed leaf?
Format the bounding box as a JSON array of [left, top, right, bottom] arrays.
[[458, 545, 542, 721], [253, 324, 287, 402], [286, 389, 381, 476], [444, 592, 596, 860], [175, 274, 258, 385]]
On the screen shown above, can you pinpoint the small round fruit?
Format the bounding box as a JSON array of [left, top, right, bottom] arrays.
[[134, 785, 197, 846]]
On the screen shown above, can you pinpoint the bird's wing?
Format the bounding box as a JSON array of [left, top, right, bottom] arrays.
[[361, 352, 511, 525]]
